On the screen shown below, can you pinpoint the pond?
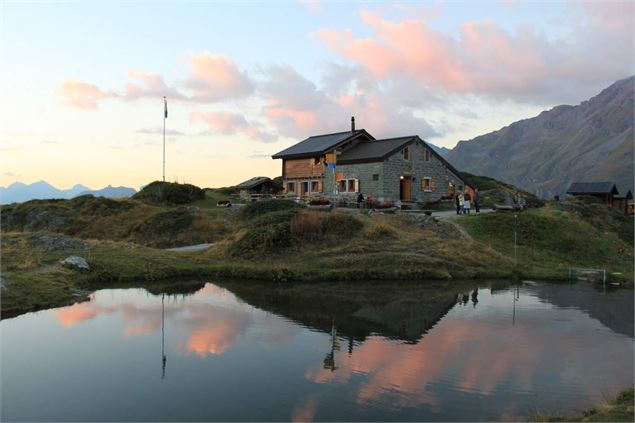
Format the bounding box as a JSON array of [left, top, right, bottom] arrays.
[[1, 280, 633, 421]]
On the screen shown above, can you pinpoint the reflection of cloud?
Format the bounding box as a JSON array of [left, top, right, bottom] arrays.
[[181, 304, 254, 357], [55, 298, 114, 326], [304, 302, 632, 413], [291, 394, 319, 422]]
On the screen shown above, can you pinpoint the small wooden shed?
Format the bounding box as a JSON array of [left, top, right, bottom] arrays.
[[234, 176, 283, 197], [566, 182, 619, 205]]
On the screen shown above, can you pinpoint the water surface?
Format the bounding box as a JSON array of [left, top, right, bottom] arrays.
[[1, 281, 633, 421]]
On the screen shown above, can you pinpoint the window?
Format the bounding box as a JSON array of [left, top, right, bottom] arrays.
[[424, 150, 430, 162], [287, 182, 296, 194], [314, 157, 321, 165], [311, 180, 320, 192], [338, 178, 359, 193], [372, 174, 379, 181], [422, 177, 432, 192], [402, 147, 409, 160]]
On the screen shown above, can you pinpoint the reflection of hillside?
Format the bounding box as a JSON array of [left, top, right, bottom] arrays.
[[221, 282, 477, 342], [529, 282, 634, 338]]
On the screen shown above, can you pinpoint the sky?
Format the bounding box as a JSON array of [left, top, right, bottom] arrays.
[[0, 0, 633, 189]]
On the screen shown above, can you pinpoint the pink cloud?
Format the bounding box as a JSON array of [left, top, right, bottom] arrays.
[[124, 71, 186, 101], [59, 80, 117, 110], [313, 6, 634, 103], [185, 52, 254, 102], [190, 110, 277, 142]]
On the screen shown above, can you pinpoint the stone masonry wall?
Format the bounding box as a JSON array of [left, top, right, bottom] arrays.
[[326, 139, 467, 202]]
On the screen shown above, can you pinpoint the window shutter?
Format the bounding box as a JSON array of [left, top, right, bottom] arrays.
[[317, 180, 322, 192], [354, 179, 359, 192], [431, 178, 436, 192]]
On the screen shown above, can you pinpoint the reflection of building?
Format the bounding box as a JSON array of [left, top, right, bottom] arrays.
[[226, 284, 463, 344]]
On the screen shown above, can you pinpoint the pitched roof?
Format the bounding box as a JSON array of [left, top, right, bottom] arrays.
[[271, 130, 372, 159], [337, 136, 416, 164], [566, 182, 619, 195], [234, 176, 274, 190], [336, 135, 473, 188], [614, 190, 633, 200]]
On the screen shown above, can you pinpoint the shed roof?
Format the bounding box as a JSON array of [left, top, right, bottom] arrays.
[[271, 129, 372, 159], [337, 136, 416, 164], [235, 176, 276, 190], [566, 182, 619, 195], [615, 190, 633, 200]]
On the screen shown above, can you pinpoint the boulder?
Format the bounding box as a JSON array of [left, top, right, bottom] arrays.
[[34, 233, 88, 251], [25, 210, 67, 231], [61, 256, 90, 271]]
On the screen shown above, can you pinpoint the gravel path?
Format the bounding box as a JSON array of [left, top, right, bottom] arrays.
[[165, 243, 214, 252]]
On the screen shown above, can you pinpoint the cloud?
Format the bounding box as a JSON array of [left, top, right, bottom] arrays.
[[185, 52, 255, 102], [297, 0, 322, 14], [313, 5, 634, 104], [190, 110, 277, 142], [136, 127, 187, 136], [59, 53, 253, 111], [260, 64, 440, 139], [124, 71, 186, 101], [58, 80, 117, 110]]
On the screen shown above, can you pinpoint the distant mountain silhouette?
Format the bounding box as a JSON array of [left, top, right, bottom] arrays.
[[0, 181, 135, 204], [445, 76, 634, 198], [78, 185, 136, 198]]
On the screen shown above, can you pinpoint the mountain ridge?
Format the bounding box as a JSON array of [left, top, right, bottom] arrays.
[[0, 181, 136, 204], [445, 76, 634, 198]]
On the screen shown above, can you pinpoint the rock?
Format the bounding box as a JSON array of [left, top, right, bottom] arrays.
[[34, 233, 88, 251], [25, 210, 67, 232], [61, 256, 90, 271]]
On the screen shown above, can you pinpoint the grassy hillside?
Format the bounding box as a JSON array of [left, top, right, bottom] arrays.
[[1, 181, 632, 319], [1, 191, 230, 248], [534, 386, 634, 422], [461, 198, 633, 281]]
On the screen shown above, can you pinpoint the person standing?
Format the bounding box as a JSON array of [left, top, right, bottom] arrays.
[[356, 192, 364, 209], [458, 192, 465, 215], [463, 190, 471, 214], [474, 188, 480, 213], [455, 193, 461, 215]]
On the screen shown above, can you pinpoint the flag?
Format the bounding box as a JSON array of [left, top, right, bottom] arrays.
[[164, 97, 168, 119]]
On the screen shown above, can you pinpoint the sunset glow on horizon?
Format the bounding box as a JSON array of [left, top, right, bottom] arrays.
[[1, 1, 632, 189]]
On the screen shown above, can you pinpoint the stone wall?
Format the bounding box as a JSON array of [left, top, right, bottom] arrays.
[[324, 139, 467, 202], [323, 162, 383, 199]]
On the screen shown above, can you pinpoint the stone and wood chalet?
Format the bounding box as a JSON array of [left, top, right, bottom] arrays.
[[272, 118, 473, 203]]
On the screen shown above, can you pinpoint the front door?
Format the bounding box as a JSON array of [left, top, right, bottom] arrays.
[[400, 177, 412, 201], [301, 181, 309, 196]]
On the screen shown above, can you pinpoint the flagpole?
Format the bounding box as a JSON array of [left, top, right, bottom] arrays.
[[162, 96, 166, 182]]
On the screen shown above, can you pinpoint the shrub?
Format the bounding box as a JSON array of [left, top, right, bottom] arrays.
[[251, 209, 299, 227], [309, 198, 331, 206], [364, 224, 396, 239], [238, 199, 300, 220], [229, 221, 293, 256], [131, 209, 194, 246], [291, 211, 362, 240], [133, 181, 205, 205]]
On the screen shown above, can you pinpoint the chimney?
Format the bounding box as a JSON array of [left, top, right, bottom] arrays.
[[351, 116, 355, 132]]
